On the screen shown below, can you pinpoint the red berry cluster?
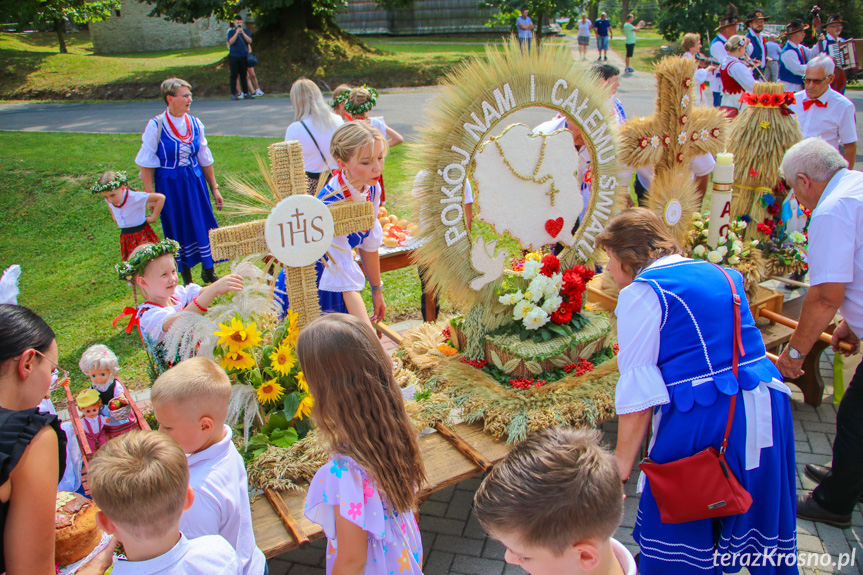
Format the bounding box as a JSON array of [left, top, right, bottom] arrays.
[[442, 326, 451, 340], [461, 357, 488, 369], [509, 377, 548, 390], [562, 358, 594, 376], [613, 343, 619, 355]]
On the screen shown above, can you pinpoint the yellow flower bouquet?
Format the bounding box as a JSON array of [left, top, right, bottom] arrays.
[[213, 309, 313, 460]]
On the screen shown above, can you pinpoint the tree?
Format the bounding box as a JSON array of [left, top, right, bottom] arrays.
[[3, 0, 117, 53], [480, 0, 580, 50]]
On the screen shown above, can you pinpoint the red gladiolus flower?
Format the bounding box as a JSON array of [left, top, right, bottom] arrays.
[[573, 265, 595, 282], [539, 254, 560, 277]]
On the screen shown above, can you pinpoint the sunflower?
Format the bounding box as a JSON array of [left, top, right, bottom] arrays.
[[214, 317, 262, 352], [220, 349, 255, 371], [296, 371, 309, 393], [295, 394, 314, 420], [282, 309, 300, 348], [256, 379, 285, 404], [269, 341, 296, 376]]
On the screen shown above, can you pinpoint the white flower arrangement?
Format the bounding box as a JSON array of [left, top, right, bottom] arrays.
[[688, 216, 754, 269], [681, 94, 690, 108], [678, 131, 688, 145], [650, 135, 661, 148]]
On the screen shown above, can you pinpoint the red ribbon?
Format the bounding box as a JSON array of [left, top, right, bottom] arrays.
[[113, 307, 140, 334], [802, 99, 827, 111]]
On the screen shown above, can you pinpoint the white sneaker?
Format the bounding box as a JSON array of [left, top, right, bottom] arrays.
[[254, 89, 264, 96]]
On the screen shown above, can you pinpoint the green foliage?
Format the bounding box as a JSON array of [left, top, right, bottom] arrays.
[[0, 131, 425, 405], [3, 0, 117, 27], [478, 0, 580, 36]]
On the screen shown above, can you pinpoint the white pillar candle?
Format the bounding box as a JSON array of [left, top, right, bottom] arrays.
[[708, 153, 734, 248]]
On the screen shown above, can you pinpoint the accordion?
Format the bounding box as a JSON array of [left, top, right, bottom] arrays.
[[830, 39, 863, 70]]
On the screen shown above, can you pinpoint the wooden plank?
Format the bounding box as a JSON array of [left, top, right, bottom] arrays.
[[252, 421, 511, 559], [264, 488, 310, 548]]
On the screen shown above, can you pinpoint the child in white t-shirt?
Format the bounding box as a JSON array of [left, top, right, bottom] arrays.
[[151, 357, 267, 575], [93, 170, 165, 261], [474, 427, 636, 575], [85, 430, 241, 575]]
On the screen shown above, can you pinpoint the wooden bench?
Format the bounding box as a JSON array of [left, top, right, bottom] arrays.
[[252, 422, 511, 558]]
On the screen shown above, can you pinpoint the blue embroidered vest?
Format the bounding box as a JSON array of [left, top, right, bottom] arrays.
[[711, 36, 727, 82], [779, 42, 807, 85], [154, 114, 203, 180], [633, 259, 781, 413], [746, 29, 766, 68]]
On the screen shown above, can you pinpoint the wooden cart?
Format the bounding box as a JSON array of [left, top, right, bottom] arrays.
[[62, 381, 150, 494]]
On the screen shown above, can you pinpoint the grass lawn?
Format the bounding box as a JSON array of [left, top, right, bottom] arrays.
[[609, 30, 674, 73], [0, 131, 427, 399], [0, 31, 540, 101]]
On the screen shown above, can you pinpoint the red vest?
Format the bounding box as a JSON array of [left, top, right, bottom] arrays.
[[720, 61, 745, 94]]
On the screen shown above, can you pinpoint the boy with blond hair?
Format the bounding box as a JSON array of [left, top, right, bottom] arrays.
[[474, 427, 635, 575], [87, 430, 240, 574], [151, 357, 266, 575]]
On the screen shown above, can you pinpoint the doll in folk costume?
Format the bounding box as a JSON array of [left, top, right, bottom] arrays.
[[75, 389, 109, 453], [78, 344, 138, 437]]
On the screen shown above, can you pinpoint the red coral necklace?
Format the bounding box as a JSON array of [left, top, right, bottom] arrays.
[[165, 112, 193, 144]]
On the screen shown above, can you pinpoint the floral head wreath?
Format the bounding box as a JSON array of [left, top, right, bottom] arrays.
[[342, 85, 379, 116], [330, 91, 351, 109], [116, 239, 179, 281], [92, 171, 129, 194]]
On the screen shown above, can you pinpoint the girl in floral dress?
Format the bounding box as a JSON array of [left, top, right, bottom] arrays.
[[298, 314, 426, 575]]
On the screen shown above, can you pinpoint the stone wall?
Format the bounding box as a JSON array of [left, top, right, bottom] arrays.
[[89, 0, 226, 54], [335, 0, 506, 35]]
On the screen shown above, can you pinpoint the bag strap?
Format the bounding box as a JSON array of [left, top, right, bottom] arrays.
[[156, 112, 165, 146], [299, 120, 330, 168], [713, 264, 746, 455]]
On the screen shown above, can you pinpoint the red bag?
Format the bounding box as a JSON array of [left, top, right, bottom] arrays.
[[637, 265, 753, 524]]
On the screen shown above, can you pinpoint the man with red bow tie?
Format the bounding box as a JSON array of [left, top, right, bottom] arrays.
[[788, 54, 857, 169]]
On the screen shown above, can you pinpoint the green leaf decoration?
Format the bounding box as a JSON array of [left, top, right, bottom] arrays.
[[283, 393, 300, 421], [262, 413, 290, 434], [490, 350, 504, 370], [550, 356, 570, 368], [541, 330, 552, 341], [269, 427, 299, 448], [548, 324, 567, 337]]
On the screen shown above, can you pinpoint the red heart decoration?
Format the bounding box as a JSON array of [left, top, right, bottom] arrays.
[[545, 217, 564, 238]]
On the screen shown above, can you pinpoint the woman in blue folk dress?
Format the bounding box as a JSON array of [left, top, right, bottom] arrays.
[[136, 77, 223, 286], [597, 208, 797, 574]]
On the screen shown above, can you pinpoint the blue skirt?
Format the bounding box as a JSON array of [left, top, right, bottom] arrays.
[[276, 261, 347, 320], [635, 384, 797, 574], [155, 165, 220, 270]]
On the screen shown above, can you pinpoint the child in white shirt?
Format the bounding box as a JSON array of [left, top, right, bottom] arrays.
[[474, 427, 636, 575], [151, 357, 267, 575], [116, 239, 243, 376], [86, 430, 241, 575]]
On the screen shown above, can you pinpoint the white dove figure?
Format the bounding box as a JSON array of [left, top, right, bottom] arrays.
[[469, 237, 507, 291], [472, 123, 581, 251]]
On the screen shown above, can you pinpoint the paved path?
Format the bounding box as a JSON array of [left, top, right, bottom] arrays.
[[267, 362, 863, 575]]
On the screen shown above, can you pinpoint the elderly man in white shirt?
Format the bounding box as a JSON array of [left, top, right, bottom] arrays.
[[788, 55, 858, 169], [777, 138, 863, 529]]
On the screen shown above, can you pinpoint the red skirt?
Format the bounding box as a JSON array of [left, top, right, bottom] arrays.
[[120, 222, 159, 260]]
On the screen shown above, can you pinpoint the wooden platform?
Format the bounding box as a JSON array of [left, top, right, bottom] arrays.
[[252, 422, 511, 559]]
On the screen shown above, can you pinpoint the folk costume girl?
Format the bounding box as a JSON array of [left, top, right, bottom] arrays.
[[78, 344, 136, 437], [720, 35, 758, 117], [93, 170, 165, 260], [598, 209, 797, 575], [344, 86, 404, 205], [135, 77, 224, 286], [277, 122, 387, 328], [116, 239, 243, 377], [298, 314, 426, 575]]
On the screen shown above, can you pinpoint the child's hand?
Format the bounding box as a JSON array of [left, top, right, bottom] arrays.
[[77, 535, 118, 574], [146, 214, 158, 224], [212, 273, 244, 296]]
